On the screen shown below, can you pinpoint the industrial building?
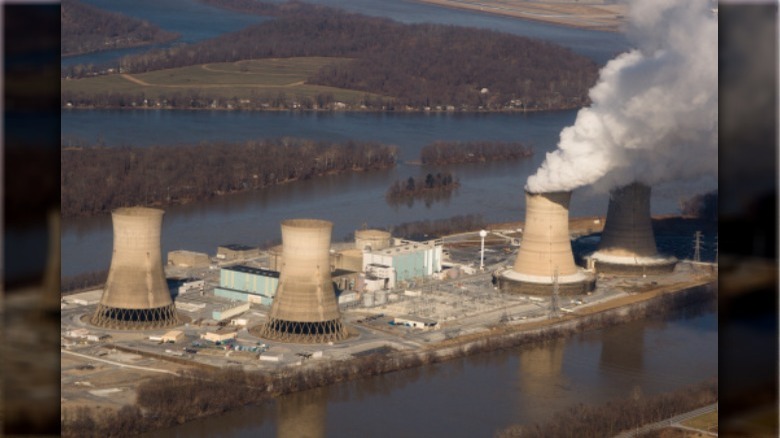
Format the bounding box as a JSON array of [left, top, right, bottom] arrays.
[[212, 301, 251, 322], [497, 191, 595, 295], [362, 240, 443, 284], [216, 244, 260, 261], [149, 330, 184, 343], [201, 330, 239, 343], [214, 265, 280, 306], [587, 183, 677, 275], [91, 207, 180, 329], [332, 248, 364, 272], [256, 219, 348, 343]]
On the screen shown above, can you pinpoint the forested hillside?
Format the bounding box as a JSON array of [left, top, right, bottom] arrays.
[[63, 1, 598, 111], [61, 0, 178, 56]]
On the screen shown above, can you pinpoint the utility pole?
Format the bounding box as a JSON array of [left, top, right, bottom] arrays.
[[479, 229, 488, 271]]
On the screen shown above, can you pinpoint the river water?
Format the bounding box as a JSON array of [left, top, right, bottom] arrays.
[[60, 0, 649, 278], [61, 109, 716, 278], [138, 304, 717, 438]]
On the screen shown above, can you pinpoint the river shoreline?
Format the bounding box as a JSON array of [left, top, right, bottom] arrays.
[[61, 103, 581, 114], [61, 278, 716, 437]]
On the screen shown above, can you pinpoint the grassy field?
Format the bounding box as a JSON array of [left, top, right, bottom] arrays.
[[62, 57, 382, 103], [681, 410, 718, 433]]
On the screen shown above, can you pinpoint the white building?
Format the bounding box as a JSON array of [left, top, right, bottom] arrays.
[[362, 240, 442, 283]]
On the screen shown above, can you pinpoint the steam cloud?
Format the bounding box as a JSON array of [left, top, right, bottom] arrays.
[[526, 0, 717, 193]]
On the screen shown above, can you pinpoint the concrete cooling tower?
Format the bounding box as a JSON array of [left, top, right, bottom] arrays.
[[589, 183, 676, 275], [91, 207, 179, 329], [497, 191, 594, 295], [257, 219, 348, 343]]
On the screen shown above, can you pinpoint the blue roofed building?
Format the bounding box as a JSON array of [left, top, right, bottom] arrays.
[[214, 264, 279, 306]]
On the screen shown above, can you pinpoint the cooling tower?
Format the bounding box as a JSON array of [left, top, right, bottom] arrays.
[[43, 209, 61, 312], [589, 183, 676, 275], [91, 207, 179, 329], [498, 191, 594, 295], [355, 229, 392, 251], [257, 219, 348, 343]]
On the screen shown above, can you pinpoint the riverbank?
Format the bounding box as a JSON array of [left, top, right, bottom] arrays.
[[61, 276, 716, 437]]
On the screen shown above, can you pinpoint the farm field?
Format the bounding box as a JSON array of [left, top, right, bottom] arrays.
[[62, 57, 382, 103], [680, 410, 718, 435]]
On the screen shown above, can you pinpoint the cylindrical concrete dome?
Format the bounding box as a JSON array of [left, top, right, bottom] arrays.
[[355, 229, 392, 251], [498, 191, 594, 295], [590, 183, 676, 274], [91, 207, 179, 329], [257, 219, 347, 343]]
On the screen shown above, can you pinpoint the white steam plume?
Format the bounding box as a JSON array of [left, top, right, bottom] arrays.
[[526, 0, 717, 193]]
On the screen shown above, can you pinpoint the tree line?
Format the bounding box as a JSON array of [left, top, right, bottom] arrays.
[[61, 89, 393, 111], [389, 214, 486, 241], [63, 1, 598, 112], [62, 138, 397, 217], [386, 172, 459, 207], [420, 140, 532, 165], [61, 270, 109, 294], [679, 190, 717, 222], [61, 0, 179, 57]]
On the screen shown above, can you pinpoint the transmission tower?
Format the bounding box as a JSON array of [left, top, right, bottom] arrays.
[[693, 231, 702, 262], [549, 267, 560, 319], [714, 234, 718, 264]]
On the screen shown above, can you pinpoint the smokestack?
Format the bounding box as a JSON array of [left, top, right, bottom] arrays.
[[257, 219, 348, 343], [91, 207, 179, 329], [498, 191, 594, 294], [590, 182, 676, 274]]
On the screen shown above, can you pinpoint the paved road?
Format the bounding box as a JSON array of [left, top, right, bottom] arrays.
[[62, 349, 180, 376], [613, 403, 718, 438]]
